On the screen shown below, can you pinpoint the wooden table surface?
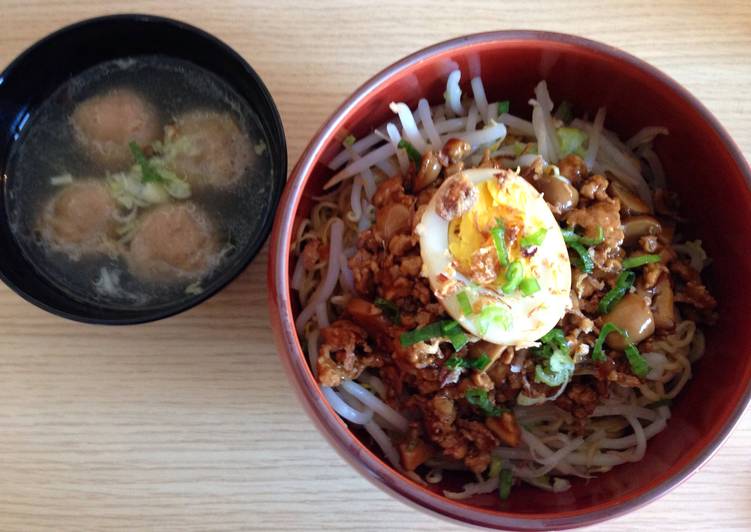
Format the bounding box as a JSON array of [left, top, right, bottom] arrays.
[[1, 1, 749, 530]]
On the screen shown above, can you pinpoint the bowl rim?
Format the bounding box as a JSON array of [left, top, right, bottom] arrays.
[[269, 29, 751, 530], [0, 13, 287, 325]]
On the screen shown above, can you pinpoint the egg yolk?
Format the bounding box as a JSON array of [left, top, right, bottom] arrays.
[[447, 178, 545, 283]]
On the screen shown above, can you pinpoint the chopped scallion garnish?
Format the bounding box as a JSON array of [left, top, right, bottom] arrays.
[[465, 388, 504, 417], [519, 276, 540, 296], [397, 139, 422, 165], [592, 322, 650, 376], [445, 352, 491, 372], [399, 319, 468, 350], [442, 320, 468, 351], [497, 100, 510, 114], [343, 134, 356, 147], [399, 321, 446, 347], [521, 227, 548, 248], [129, 141, 164, 183], [489, 456, 502, 479], [532, 328, 574, 387], [579, 226, 605, 246], [622, 254, 661, 269], [501, 260, 524, 294], [597, 270, 636, 314], [592, 322, 622, 362], [625, 343, 650, 377], [499, 468, 513, 500], [567, 241, 594, 273], [374, 297, 400, 324], [456, 290, 473, 316], [490, 220, 509, 267], [476, 305, 512, 335]]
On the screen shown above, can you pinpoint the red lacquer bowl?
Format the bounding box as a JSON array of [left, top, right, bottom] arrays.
[[268, 31, 751, 530]]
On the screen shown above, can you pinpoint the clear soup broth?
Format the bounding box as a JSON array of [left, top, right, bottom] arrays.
[[5, 55, 273, 309]]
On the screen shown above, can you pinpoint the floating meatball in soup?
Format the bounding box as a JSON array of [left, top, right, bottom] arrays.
[[164, 110, 253, 189], [70, 88, 161, 170], [39, 180, 117, 258], [126, 203, 218, 282]]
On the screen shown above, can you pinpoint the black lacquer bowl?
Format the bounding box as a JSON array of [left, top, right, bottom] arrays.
[[0, 14, 286, 324]]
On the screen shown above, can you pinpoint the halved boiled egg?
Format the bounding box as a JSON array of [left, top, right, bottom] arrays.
[[416, 168, 571, 347]]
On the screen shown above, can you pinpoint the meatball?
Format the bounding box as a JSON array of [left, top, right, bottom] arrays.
[[40, 180, 117, 258], [164, 110, 253, 189], [126, 203, 219, 282], [71, 88, 161, 169]]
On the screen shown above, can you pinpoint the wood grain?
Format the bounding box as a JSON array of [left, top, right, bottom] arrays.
[[0, 1, 749, 530]]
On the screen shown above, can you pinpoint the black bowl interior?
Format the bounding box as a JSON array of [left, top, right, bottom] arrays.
[[0, 14, 286, 324]]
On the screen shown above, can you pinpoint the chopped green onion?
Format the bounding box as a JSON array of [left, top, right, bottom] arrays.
[[579, 226, 605, 246], [374, 297, 400, 324], [625, 343, 650, 377], [399, 320, 447, 346], [499, 468, 513, 500], [554, 100, 573, 124], [476, 305, 512, 335], [129, 141, 164, 183], [561, 228, 579, 245], [497, 100, 510, 114], [622, 254, 661, 269], [521, 227, 548, 248], [445, 352, 491, 372], [489, 456, 502, 479], [567, 241, 594, 273], [472, 352, 491, 371], [456, 290, 473, 316], [442, 320, 469, 351], [531, 328, 568, 359], [445, 356, 466, 370], [534, 351, 575, 387], [343, 134, 356, 147], [592, 322, 623, 362], [557, 126, 588, 157], [465, 388, 503, 416], [593, 322, 651, 377], [501, 260, 524, 294], [563, 226, 604, 247], [532, 328, 573, 387], [540, 328, 567, 349], [490, 220, 509, 267], [400, 319, 469, 349], [598, 270, 636, 314], [519, 276, 541, 296], [397, 139, 422, 165]]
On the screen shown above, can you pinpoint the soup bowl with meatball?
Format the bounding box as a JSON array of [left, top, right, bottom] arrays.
[[0, 14, 286, 323]]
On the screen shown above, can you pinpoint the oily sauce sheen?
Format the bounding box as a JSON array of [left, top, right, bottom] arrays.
[[5, 56, 273, 309]]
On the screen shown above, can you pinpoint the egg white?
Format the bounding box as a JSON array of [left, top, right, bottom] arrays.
[[416, 168, 571, 347]]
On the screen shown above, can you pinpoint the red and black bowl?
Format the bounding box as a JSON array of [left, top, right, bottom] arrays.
[[269, 31, 751, 530]]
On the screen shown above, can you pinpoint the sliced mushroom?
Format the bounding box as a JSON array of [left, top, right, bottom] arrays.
[[603, 293, 655, 350], [610, 179, 651, 215], [622, 215, 661, 246], [534, 175, 579, 219], [652, 276, 675, 330], [376, 203, 412, 240], [441, 138, 471, 164], [558, 154, 588, 185], [414, 150, 442, 192]]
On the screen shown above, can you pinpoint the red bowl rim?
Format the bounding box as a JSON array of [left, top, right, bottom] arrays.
[[269, 30, 751, 530]]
